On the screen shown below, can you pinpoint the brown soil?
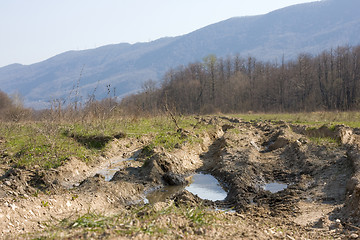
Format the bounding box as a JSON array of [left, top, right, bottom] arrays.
[[1, 116, 360, 239]]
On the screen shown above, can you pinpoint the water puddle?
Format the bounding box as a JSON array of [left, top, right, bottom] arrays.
[[186, 174, 227, 201], [96, 155, 137, 181], [145, 173, 227, 204], [145, 185, 184, 204], [263, 182, 288, 193]]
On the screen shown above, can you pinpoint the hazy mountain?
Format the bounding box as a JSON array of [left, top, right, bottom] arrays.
[[1, 0, 360, 108]]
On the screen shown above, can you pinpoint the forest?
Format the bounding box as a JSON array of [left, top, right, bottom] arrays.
[[121, 45, 360, 115]]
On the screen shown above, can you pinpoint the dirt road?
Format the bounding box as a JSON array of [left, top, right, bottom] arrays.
[[1, 116, 360, 239]]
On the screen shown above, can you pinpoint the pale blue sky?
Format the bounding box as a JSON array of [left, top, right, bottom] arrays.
[[0, 0, 319, 67]]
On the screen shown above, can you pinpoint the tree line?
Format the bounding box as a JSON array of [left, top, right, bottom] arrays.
[[0, 90, 31, 121], [2, 44, 360, 121], [120, 44, 360, 115]]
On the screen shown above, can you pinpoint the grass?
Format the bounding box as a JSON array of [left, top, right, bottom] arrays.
[[0, 116, 215, 170], [69, 213, 109, 229], [0, 122, 92, 169], [3, 111, 358, 170], [233, 111, 360, 128], [31, 203, 217, 239], [308, 136, 340, 146]]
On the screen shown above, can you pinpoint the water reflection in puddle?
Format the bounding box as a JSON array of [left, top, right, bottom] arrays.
[[186, 174, 227, 201], [146, 185, 184, 204], [263, 182, 288, 193], [145, 173, 227, 204], [96, 157, 136, 181]]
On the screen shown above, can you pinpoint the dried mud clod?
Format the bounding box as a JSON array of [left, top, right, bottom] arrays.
[[0, 168, 57, 197], [172, 190, 214, 208], [162, 172, 189, 186]]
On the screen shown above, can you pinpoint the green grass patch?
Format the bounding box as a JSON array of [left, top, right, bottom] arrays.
[[70, 213, 109, 229], [233, 111, 360, 128], [308, 137, 340, 146], [151, 131, 189, 150], [31, 203, 216, 239], [227, 127, 243, 134], [0, 122, 94, 169], [0, 116, 215, 170], [2, 112, 357, 170]]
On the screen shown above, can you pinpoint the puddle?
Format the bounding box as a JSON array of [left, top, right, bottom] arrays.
[[96, 156, 136, 181], [145, 173, 228, 204], [145, 185, 184, 204], [263, 182, 288, 193], [95, 150, 141, 181], [186, 174, 227, 201]]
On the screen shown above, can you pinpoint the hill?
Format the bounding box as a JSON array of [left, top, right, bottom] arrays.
[[0, 0, 359, 108]]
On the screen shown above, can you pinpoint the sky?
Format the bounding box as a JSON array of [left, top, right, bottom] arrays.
[[0, 0, 319, 67]]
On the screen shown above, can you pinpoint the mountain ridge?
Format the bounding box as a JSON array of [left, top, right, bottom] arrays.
[[1, 0, 360, 108]]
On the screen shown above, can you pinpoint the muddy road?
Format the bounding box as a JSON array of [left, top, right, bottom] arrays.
[[1, 116, 360, 239]]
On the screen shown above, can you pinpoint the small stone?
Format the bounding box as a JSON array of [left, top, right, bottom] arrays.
[[287, 235, 296, 240], [18, 186, 26, 195], [350, 233, 359, 239], [4, 181, 11, 186], [10, 203, 17, 211], [194, 227, 205, 235]]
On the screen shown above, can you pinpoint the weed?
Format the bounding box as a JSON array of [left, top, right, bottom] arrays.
[[185, 206, 210, 225], [41, 200, 49, 207], [70, 213, 108, 228], [33, 190, 39, 197]]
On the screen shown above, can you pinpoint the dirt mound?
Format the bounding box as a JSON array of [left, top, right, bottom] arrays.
[[172, 190, 214, 207], [341, 148, 360, 226], [162, 172, 189, 186], [198, 120, 353, 226], [47, 157, 91, 188], [113, 127, 223, 186], [0, 168, 57, 198]]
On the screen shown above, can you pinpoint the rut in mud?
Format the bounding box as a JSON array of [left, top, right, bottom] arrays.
[[1, 116, 360, 239], [200, 119, 352, 218]]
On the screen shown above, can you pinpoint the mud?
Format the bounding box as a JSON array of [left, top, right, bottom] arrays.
[[1, 116, 360, 239]]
